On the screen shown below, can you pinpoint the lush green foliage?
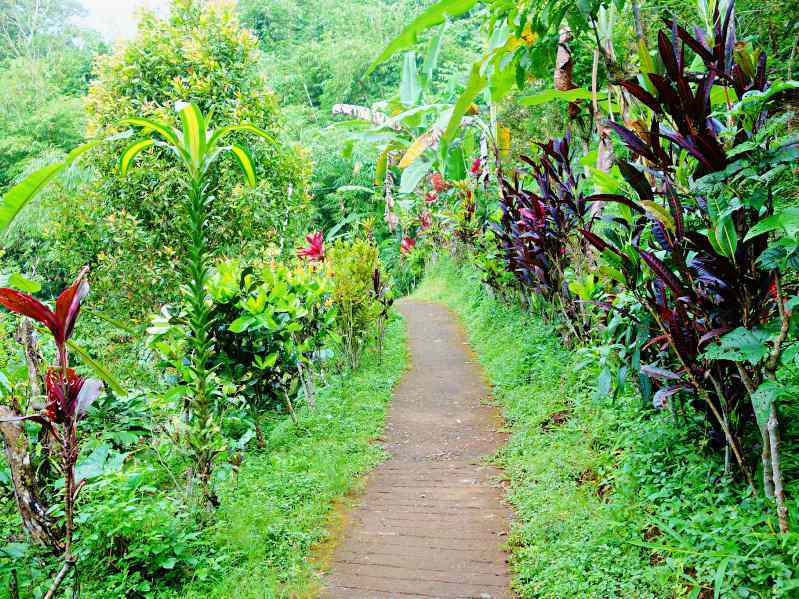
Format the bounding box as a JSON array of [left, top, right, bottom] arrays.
[[71, 0, 309, 319], [418, 257, 799, 597]]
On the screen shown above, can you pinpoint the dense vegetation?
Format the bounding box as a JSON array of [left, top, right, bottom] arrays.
[[0, 0, 797, 596]]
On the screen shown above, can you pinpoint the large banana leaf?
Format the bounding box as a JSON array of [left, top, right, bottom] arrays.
[[443, 63, 487, 143], [0, 142, 98, 234], [366, 0, 479, 75]]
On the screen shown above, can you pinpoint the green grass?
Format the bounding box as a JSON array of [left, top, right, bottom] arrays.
[[415, 257, 799, 598], [415, 258, 678, 598], [181, 315, 407, 598]]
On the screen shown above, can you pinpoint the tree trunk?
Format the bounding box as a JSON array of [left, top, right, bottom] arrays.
[[0, 406, 61, 550], [554, 26, 578, 119], [768, 403, 789, 533]]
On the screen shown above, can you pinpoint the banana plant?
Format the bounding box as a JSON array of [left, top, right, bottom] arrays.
[[334, 33, 495, 238], [119, 101, 272, 507]]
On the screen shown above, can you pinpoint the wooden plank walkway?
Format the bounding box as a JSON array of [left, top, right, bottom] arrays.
[[323, 300, 512, 599]]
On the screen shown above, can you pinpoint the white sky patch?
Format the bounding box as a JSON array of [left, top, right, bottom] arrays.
[[76, 0, 171, 41]]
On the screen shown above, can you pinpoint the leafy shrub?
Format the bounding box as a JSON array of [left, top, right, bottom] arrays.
[[326, 238, 381, 369], [206, 259, 335, 437], [56, 0, 311, 320]]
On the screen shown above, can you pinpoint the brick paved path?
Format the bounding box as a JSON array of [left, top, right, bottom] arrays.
[[323, 300, 512, 599]]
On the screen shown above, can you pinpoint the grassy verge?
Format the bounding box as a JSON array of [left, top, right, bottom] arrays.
[[415, 258, 670, 597], [181, 314, 407, 598], [415, 256, 799, 598]]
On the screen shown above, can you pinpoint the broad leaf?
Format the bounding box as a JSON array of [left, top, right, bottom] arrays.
[[443, 63, 486, 143], [400, 52, 422, 106], [400, 160, 432, 194], [520, 87, 605, 106], [366, 0, 479, 75], [703, 327, 771, 365]]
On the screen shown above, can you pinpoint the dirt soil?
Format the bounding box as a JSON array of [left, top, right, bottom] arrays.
[[322, 300, 513, 598]]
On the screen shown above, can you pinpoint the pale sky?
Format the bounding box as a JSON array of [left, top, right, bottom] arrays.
[[76, 0, 171, 41]]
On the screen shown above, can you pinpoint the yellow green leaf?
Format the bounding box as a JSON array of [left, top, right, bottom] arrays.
[[230, 144, 257, 187], [119, 139, 154, 177], [641, 200, 675, 232]]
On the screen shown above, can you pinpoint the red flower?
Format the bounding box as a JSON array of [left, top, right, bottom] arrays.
[[470, 158, 482, 175], [425, 191, 438, 204], [0, 268, 89, 352], [297, 231, 325, 262], [400, 237, 417, 254], [44, 368, 102, 425], [431, 172, 448, 193], [419, 211, 433, 230]]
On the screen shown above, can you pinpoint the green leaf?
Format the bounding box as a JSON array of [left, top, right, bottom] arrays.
[[443, 63, 487, 143], [119, 139, 155, 177], [641, 201, 675, 232], [85, 309, 138, 336], [400, 52, 422, 106], [229, 316, 255, 333], [703, 327, 771, 365], [750, 382, 777, 431], [366, 0, 479, 75], [0, 139, 98, 234], [714, 215, 738, 260], [713, 558, 730, 599], [177, 102, 207, 168], [445, 145, 466, 181], [520, 87, 604, 106], [207, 124, 275, 150], [66, 339, 127, 397], [229, 145, 257, 187], [119, 117, 181, 148], [744, 207, 799, 241], [423, 23, 447, 82], [0, 272, 41, 293], [0, 162, 63, 234], [399, 160, 432, 194]]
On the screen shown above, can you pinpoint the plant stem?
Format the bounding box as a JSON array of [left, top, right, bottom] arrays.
[[768, 402, 789, 533]]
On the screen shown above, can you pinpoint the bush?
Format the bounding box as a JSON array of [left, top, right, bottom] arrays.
[[326, 238, 381, 369], [54, 0, 311, 320]]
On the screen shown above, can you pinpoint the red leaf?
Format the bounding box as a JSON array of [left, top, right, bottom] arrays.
[[55, 267, 90, 345], [636, 248, 687, 297], [0, 288, 60, 340]]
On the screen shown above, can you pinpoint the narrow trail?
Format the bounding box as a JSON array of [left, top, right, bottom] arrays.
[[323, 300, 512, 598]]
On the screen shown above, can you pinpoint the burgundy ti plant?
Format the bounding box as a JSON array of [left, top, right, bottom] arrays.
[[578, 7, 797, 529], [0, 268, 102, 598]]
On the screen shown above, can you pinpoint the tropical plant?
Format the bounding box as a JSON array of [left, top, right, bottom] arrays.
[[326, 238, 381, 369], [577, 8, 798, 528], [78, 0, 310, 319], [121, 101, 272, 507], [203, 259, 335, 442], [0, 268, 103, 598]]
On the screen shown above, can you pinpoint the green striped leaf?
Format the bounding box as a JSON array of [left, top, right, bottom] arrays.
[[118, 139, 154, 177], [119, 117, 180, 148], [177, 102, 207, 167], [207, 124, 275, 150], [229, 145, 257, 187]]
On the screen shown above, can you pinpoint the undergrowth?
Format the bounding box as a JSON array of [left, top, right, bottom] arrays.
[[180, 314, 407, 598], [415, 256, 799, 598]]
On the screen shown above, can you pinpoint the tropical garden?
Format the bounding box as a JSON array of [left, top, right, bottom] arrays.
[[0, 0, 797, 597]]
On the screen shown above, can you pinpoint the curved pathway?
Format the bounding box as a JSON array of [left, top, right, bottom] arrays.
[[323, 300, 512, 598]]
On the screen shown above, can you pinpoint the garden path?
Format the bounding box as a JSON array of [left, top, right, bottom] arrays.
[[323, 300, 512, 598]]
